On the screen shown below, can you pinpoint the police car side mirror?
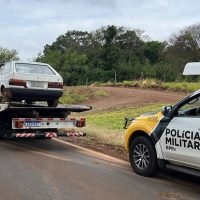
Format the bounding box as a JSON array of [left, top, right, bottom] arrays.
[[161, 106, 172, 117]]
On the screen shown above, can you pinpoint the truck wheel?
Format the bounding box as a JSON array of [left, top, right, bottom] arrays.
[[129, 136, 158, 177], [47, 99, 59, 107]]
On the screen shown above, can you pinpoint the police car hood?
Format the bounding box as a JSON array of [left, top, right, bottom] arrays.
[[135, 111, 162, 122], [139, 112, 157, 117]]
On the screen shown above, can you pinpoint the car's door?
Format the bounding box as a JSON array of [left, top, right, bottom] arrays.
[[0, 62, 12, 88], [160, 94, 200, 168]]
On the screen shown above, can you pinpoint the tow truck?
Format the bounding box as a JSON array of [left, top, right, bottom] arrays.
[[124, 62, 200, 177], [0, 102, 91, 139], [0, 61, 92, 139]]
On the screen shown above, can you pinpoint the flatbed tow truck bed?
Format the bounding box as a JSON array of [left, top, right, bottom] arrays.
[[0, 102, 92, 139]]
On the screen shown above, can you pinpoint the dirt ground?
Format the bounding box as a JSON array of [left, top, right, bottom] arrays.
[[66, 87, 186, 160], [85, 87, 185, 112], [64, 136, 129, 161]]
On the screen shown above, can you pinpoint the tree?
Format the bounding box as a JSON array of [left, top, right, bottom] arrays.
[[144, 41, 166, 64], [0, 47, 19, 66], [116, 28, 145, 62], [43, 31, 93, 55], [61, 50, 88, 85], [36, 50, 62, 71], [38, 25, 184, 84], [37, 49, 88, 85], [166, 23, 200, 72]]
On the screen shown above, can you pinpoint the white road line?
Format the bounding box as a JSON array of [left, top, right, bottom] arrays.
[[53, 138, 129, 166]]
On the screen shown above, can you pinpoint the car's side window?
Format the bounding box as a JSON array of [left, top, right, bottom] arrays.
[[178, 96, 200, 117], [1, 64, 11, 74]]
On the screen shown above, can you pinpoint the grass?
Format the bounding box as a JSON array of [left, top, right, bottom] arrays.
[[60, 86, 107, 104], [60, 82, 186, 147], [60, 86, 169, 146], [79, 103, 165, 146], [94, 79, 200, 93]]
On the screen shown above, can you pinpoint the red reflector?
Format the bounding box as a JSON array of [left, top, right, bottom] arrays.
[[48, 118, 53, 121], [15, 121, 24, 128], [48, 82, 63, 89], [76, 119, 86, 128], [9, 79, 26, 87]]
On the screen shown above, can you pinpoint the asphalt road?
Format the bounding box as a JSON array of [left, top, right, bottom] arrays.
[[0, 138, 199, 200]]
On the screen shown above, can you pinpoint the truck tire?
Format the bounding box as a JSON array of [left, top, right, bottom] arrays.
[[129, 136, 158, 177], [47, 99, 59, 107]]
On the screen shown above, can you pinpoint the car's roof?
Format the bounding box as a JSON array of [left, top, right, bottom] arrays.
[[190, 89, 200, 97]]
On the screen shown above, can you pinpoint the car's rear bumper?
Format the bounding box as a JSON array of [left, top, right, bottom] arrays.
[[7, 87, 63, 101]]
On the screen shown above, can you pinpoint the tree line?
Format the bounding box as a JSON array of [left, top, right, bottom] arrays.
[[2, 23, 200, 85]]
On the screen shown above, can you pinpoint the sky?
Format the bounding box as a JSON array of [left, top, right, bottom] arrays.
[[0, 0, 199, 60]]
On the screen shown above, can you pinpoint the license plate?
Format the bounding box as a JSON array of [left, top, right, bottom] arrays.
[[25, 121, 41, 127], [30, 81, 43, 88]]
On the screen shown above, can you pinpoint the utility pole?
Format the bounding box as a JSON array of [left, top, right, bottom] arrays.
[[114, 71, 117, 83], [86, 77, 88, 86]]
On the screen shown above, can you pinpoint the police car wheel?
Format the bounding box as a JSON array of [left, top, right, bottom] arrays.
[[129, 136, 158, 176]]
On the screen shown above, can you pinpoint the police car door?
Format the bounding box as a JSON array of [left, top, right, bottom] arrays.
[[160, 93, 200, 168]]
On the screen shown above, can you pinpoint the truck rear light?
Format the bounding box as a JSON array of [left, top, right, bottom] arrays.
[[15, 121, 24, 128], [48, 82, 63, 89], [9, 79, 26, 87], [76, 118, 86, 128]]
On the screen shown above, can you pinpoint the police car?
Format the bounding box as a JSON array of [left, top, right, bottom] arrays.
[[124, 62, 200, 176]]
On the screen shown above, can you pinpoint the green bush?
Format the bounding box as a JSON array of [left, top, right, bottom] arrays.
[[94, 79, 200, 93]]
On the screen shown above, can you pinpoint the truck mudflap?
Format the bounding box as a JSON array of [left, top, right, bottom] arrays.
[[5, 131, 86, 138]]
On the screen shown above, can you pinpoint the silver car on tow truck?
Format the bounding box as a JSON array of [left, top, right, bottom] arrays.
[[0, 61, 63, 107]]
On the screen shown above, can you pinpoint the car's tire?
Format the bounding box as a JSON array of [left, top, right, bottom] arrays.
[[47, 99, 59, 107], [1, 87, 10, 102], [129, 136, 158, 177]]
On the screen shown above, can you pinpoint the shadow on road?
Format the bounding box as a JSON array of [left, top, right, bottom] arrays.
[[0, 138, 71, 152]]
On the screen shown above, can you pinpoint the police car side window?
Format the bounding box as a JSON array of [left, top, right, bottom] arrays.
[[178, 97, 200, 116]]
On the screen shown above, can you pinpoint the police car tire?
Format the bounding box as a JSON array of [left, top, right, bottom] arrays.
[[129, 136, 158, 177]]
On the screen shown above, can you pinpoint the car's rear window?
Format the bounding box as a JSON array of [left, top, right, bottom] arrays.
[[15, 63, 56, 75]]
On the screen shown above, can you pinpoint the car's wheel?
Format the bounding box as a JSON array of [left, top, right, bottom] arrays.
[[47, 99, 59, 107], [1, 87, 10, 102], [129, 136, 158, 177]]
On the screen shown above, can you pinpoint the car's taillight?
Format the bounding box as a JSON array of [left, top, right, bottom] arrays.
[[9, 79, 26, 87], [48, 82, 63, 89], [76, 118, 86, 128]]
